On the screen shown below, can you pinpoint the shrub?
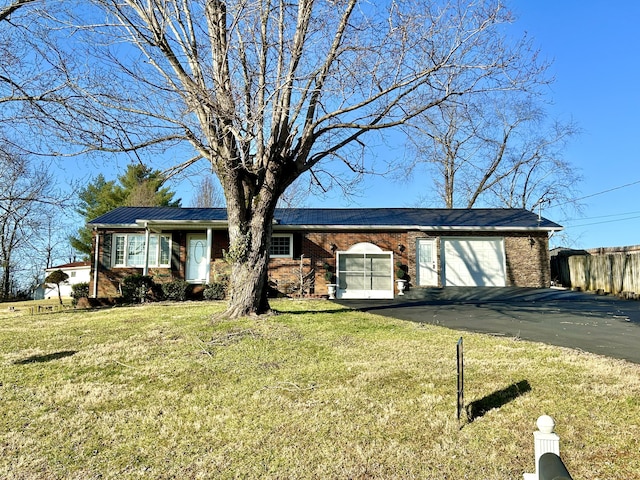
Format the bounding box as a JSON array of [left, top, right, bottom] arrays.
[[71, 282, 90, 306], [395, 261, 407, 280], [121, 274, 157, 303], [161, 279, 191, 301], [203, 281, 227, 300], [323, 262, 335, 283]]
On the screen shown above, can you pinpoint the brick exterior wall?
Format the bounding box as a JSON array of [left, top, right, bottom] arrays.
[[90, 228, 551, 298], [267, 231, 409, 295], [504, 232, 551, 287]]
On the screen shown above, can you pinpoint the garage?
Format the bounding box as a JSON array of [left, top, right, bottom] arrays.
[[336, 243, 394, 299], [442, 238, 506, 287]]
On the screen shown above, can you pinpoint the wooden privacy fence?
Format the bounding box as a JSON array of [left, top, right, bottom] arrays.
[[569, 252, 640, 296]]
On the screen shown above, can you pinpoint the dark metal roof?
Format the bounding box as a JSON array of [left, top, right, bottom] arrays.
[[88, 207, 228, 225], [88, 206, 562, 231]]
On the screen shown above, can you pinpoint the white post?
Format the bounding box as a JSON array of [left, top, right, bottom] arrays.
[[205, 228, 213, 284], [92, 231, 100, 298], [523, 415, 560, 480], [143, 225, 151, 276]]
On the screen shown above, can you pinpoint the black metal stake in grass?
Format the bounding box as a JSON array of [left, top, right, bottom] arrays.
[[457, 337, 464, 421]]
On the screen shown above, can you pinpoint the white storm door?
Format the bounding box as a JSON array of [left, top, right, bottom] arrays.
[[417, 239, 438, 286], [186, 234, 208, 283]]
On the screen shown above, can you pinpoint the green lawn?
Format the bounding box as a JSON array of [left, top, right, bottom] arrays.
[[1, 300, 638, 479]]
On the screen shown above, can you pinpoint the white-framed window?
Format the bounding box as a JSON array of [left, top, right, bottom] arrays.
[[269, 234, 293, 258], [112, 233, 172, 268]]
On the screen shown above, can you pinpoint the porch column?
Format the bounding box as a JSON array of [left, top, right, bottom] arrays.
[[205, 228, 213, 284], [92, 230, 100, 298], [143, 224, 150, 276]]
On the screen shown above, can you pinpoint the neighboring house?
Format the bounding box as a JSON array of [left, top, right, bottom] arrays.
[[42, 262, 92, 299], [88, 207, 562, 298], [87, 207, 562, 300]]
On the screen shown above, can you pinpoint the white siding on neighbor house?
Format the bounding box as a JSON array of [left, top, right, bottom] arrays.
[[44, 265, 91, 298], [442, 238, 506, 287]]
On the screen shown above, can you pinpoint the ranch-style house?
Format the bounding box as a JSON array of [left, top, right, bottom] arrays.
[[87, 207, 562, 300]]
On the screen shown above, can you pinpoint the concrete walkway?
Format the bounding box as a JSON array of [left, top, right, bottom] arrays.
[[336, 287, 640, 364]]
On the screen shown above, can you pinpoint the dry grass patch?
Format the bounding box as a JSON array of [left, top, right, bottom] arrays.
[[0, 300, 638, 479]]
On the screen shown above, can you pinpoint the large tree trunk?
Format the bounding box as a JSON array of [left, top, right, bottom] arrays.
[[221, 163, 286, 318], [224, 213, 273, 318]]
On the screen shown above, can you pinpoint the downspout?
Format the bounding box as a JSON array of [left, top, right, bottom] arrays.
[[92, 228, 100, 298]]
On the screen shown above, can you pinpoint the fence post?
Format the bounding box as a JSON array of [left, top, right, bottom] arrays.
[[523, 415, 560, 480]]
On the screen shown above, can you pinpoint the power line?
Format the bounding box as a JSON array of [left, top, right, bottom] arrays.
[[561, 209, 640, 223], [558, 178, 640, 207], [563, 213, 640, 228]]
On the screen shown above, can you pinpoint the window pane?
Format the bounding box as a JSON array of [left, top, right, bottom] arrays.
[[371, 275, 390, 290], [114, 236, 125, 265], [160, 236, 170, 266], [341, 273, 365, 290], [339, 255, 364, 272], [148, 235, 158, 266], [127, 235, 146, 266], [369, 254, 390, 273], [270, 236, 291, 256]]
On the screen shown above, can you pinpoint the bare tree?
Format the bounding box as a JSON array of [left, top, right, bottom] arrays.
[[19, 1, 548, 317], [0, 0, 38, 22], [191, 175, 224, 208], [407, 74, 581, 211], [0, 146, 61, 299]]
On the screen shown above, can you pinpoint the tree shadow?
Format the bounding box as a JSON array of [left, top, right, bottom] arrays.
[[13, 350, 78, 365], [466, 379, 531, 422]]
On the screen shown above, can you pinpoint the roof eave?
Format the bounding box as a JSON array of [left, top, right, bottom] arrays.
[[89, 219, 231, 229], [274, 224, 563, 232], [90, 221, 563, 232]]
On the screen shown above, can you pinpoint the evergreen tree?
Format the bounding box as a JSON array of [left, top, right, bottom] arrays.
[[71, 164, 181, 258]]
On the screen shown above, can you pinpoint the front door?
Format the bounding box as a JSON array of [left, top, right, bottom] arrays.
[[186, 234, 208, 283], [417, 238, 438, 286]]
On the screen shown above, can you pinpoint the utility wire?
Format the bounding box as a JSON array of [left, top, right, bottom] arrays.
[[562, 209, 640, 223], [556, 178, 640, 207], [563, 213, 640, 228]]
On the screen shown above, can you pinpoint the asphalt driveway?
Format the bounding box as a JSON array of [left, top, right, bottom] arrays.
[[335, 287, 640, 364]]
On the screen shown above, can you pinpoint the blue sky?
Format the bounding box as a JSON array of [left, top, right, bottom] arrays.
[[507, 0, 640, 249], [297, 1, 640, 249], [319, 0, 640, 249], [61, 1, 640, 250]]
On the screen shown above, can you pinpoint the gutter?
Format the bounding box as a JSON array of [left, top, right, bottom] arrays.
[[272, 224, 563, 233], [88, 221, 563, 233]]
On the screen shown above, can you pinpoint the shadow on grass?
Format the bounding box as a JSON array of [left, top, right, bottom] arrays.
[[466, 380, 531, 422], [13, 350, 78, 365]]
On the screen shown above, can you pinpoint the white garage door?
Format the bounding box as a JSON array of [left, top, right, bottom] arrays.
[[442, 238, 506, 287]]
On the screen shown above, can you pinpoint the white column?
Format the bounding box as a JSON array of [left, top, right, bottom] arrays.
[[205, 228, 213, 284], [92, 231, 100, 298], [143, 225, 151, 276]]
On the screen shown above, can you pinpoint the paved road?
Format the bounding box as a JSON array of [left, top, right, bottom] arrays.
[[336, 287, 640, 364]]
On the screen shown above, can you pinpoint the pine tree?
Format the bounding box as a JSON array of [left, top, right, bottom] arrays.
[[71, 164, 181, 258]]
